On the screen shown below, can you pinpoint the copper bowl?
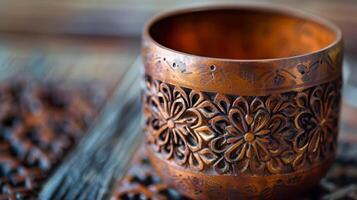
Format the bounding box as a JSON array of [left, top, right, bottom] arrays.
[[142, 4, 343, 199]]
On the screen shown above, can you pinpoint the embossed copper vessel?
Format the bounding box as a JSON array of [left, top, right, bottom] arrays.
[[142, 4, 343, 199]]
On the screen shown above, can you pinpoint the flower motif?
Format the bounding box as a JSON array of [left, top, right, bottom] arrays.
[[145, 79, 217, 169], [293, 83, 339, 167], [222, 97, 273, 174], [207, 95, 271, 174], [208, 95, 296, 175], [147, 83, 192, 164], [224, 107, 271, 173], [143, 76, 340, 175]]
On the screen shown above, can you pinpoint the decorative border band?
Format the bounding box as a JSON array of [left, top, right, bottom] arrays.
[[143, 75, 341, 176], [142, 41, 342, 96]]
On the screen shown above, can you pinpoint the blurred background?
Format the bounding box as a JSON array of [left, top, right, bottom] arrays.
[[0, 0, 356, 199]]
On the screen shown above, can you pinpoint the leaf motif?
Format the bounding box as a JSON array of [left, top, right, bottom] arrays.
[[198, 148, 218, 165], [251, 109, 269, 133], [214, 157, 230, 174], [189, 152, 204, 171], [189, 90, 206, 107], [171, 98, 186, 120], [294, 111, 310, 130], [196, 100, 219, 118], [324, 84, 336, 103], [228, 108, 247, 134], [214, 94, 231, 114], [293, 131, 309, 153], [173, 86, 189, 104], [254, 141, 270, 161], [325, 91, 337, 112], [193, 126, 215, 142], [280, 102, 297, 117], [156, 125, 170, 146], [311, 86, 324, 99], [155, 93, 170, 119], [174, 142, 189, 165], [265, 95, 281, 113], [232, 96, 249, 114], [159, 82, 173, 102], [308, 128, 321, 153], [295, 93, 308, 108], [185, 108, 203, 128], [224, 140, 246, 162], [269, 114, 286, 133], [267, 159, 282, 174], [280, 150, 295, 164], [178, 128, 201, 152], [250, 97, 265, 113], [209, 136, 228, 154], [209, 115, 228, 134], [310, 95, 324, 120], [266, 158, 282, 174], [292, 153, 305, 169]]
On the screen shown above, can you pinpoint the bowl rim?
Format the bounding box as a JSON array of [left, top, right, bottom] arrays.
[[143, 3, 343, 63]]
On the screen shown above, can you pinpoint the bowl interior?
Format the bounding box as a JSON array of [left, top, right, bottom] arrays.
[[149, 7, 337, 60]]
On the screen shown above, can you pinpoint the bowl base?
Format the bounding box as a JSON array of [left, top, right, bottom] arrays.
[[147, 146, 335, 200]]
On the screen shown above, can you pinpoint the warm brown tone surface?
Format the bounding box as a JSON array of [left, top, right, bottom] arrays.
[[144, 77, 341, 175], [142, 5, 343, 199], [0, 80, 103, 200], [111, 137, 357, 200], [149, 8, 336, 60], [111, 102, 357, 200], [143, 6, 342, 96]]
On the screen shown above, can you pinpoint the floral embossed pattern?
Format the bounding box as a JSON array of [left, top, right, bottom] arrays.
[[143, 76, 341, 176]]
